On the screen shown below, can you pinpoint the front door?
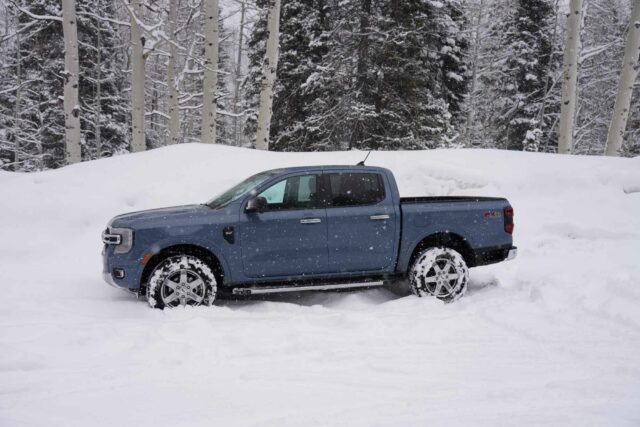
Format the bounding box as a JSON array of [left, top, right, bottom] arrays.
[[324, 172, 397, 273], [239, 173, 328, 278]]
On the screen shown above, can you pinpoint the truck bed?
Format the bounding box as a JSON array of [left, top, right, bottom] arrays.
[[396, 195, 513, 271]]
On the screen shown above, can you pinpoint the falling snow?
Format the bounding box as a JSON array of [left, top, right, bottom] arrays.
[[1, 144, 639, 426]]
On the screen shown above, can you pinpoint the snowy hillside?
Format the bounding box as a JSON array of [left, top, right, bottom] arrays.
[[1, 145, 639, 426]]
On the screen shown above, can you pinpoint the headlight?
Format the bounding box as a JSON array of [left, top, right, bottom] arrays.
[[102, 227, 134, 254]]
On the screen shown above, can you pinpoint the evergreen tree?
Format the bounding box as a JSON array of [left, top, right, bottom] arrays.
[[0, 0, 130, 169], [269, 0, 329, 151], [0, 0, 65, 170], [439, 0, 470, 127], [241, 0, 269, 145], [244, 0, 468, 151], [383, 0, 471, 148], [215, 19, 235, 146], [368, 0, 455, 149], [496, 0, 558, 151], [77, 0, 130, 159]]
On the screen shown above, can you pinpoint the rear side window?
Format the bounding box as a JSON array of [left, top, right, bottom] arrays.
[[327, 173, 385, 207]]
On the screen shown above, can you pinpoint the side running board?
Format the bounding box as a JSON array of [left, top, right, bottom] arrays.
[[231, 280, 385, 296]]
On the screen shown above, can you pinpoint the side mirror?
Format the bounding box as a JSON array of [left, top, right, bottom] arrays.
[[245, 196, 267, 213]]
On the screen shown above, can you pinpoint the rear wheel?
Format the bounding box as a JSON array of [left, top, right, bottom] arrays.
[[409, 247, 469, 303], [146, 255, 217, 309]]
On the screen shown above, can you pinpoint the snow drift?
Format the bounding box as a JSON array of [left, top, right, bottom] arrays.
[[1, 145, 639, 426]]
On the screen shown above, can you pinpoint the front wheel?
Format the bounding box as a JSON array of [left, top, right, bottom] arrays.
[[147, 255, 217, 309], [409, 247, 469, 303]]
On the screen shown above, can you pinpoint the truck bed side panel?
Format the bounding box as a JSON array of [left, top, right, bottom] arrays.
[[397, 199, 513, 272]]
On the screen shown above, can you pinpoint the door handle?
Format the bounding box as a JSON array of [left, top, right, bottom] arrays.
[[370, 214, 390, 220], [300, 218, 322, 224]]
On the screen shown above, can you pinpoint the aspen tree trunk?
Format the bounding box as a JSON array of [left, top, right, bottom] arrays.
[[557, 0, 583, 154], [130, 0, 146, 152], [150, 55, 159, 133], [605, 0, 640, 156], [62, 0, 82, 164], [255, 0, 281, 151], [464, 0, 485, 143], [232, 1, 246, 146], [201, 0, 219, 144], [167, 0, 180, 145]]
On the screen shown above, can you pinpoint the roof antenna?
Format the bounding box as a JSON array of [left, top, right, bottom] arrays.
[[356, 150, 372, 166]]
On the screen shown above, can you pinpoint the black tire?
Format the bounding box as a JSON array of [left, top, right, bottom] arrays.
[[146, 254, 217, 309], [409, 247, 469, 303]]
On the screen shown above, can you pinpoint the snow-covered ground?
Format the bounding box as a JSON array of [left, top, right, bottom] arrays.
[[1, 145, 639, 426]]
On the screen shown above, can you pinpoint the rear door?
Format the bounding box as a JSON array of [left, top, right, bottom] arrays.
[[324, 171, 396, 273], [239, 173, 329, 278]]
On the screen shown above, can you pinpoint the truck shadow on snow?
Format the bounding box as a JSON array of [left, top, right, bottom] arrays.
[[111, 276, 500, 308], [213, 277, 498, 308]]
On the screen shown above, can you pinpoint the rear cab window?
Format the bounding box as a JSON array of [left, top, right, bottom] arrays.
[[326, 172, 385, 207]]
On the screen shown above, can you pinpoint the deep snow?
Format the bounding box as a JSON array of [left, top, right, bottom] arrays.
[[1, 145, 639, 426]]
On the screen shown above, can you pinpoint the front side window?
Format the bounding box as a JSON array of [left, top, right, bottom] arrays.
[[206, 171, 278, 209], [327, 173, 385, 207], [258, 174, 319, 210]]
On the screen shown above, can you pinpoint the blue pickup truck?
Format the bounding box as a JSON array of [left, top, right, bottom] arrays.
[[102, 165, 516, 308]]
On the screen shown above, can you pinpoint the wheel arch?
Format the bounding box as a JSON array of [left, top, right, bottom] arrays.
[[407, 232, 476, 270], [140, 244, 225, 290]]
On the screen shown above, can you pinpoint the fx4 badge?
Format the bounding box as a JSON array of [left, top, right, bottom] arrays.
[[483, 211, 499, 218]]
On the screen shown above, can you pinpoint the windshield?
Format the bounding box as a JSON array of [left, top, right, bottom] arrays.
[[206, 171, 277, 209]]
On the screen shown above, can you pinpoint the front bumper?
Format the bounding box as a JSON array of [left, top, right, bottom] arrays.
[[102, 245, 143, 290]]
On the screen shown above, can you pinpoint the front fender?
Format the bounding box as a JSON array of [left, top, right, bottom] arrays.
[[130, 221, 236, 284]]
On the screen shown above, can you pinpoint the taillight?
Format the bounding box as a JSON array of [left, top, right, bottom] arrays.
[[504, 207, 514, 234]]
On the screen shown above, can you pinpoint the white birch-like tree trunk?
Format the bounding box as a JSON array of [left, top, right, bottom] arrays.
[[62, 0, 81, 164], [255, 0, 281, 151], [557, 0, 583, 154], [464, 0, 485, 143], [605, 0, 640, 156], [201, 0, 219, 144], [167, 0, 180, 145], [130, 0, 146, 152]]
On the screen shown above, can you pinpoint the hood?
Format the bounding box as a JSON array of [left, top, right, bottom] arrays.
[[109, 204, 210, 228]]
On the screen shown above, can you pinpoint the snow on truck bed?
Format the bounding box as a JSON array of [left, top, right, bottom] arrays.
[[1, 145, 639, 427]]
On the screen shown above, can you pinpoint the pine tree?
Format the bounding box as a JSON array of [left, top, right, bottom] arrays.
[[215, 19, 235, 146], [0, 0, 131, 169], [496, 0, 558, 151], [77, 0, 130, 159], [368, 0, 456, 149], [242, 0, 268, 145], [269, 0, 329, 151], [439, 0, 470, 128], [244, 0, 470, 151], [0, 0, 66, 170]]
